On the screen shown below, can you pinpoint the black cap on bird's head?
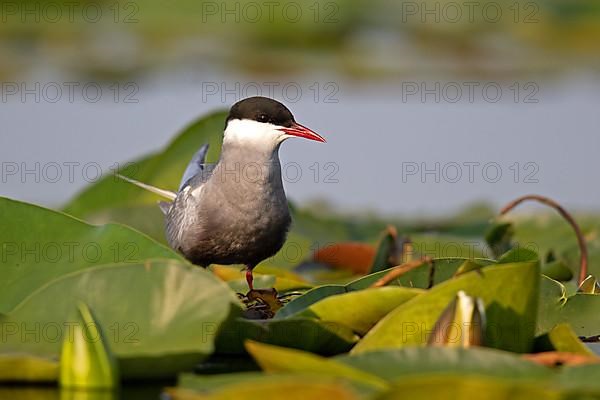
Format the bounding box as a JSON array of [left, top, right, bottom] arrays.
[[226, 96, 325, 143], [227, 96, 294, 127]]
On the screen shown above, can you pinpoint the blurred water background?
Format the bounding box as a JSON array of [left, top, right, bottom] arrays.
[[1, 0, 599, 216]]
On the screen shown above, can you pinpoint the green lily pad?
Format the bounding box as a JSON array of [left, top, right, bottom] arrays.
[[485, 222, 514, 259], [380, 375, 560, 400], [558, 364, 600, 393], [2, 260, 239, 379], [337, 347, 553, 382], [170, 374, 363, 400], [215, 312, 357, 356], [355, 258, 495, 290], [369, 227, 399, 273], [277, 258, 484, 319], [546, 323, 596, 356], [275, 285, 348, 319], [177, 371, 374, 396], [0, 197, 183, 312], [352, 258, 540, 354], [294, 287, 424, 335], [497, 247, 539, 264], [541, 260, 573, 282], [537, 276, 600, 338], [245, 341, 388, 390]]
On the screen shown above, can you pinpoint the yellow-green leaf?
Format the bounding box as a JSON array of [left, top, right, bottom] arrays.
[[298, 287, 424, 335], [245, 341, 388, 391], [0, 354, 58, 382], [353, 260, 540, 354], [547, 324, 596, 356]]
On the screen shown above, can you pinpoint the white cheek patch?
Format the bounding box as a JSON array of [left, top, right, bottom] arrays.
[[224, 119, 285, 147]]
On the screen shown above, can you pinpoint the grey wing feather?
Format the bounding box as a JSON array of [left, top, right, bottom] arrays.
[[158, 201, 172, 215], [179, 144, 210, 191]]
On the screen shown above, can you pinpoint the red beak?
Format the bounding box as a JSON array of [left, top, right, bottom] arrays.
[[280, 122, 326, 143]]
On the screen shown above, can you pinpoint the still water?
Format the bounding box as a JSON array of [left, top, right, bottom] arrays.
[[1, 72, 599, 216]]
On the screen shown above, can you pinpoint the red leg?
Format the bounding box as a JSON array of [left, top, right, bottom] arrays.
[[245, 266, 254, 290]]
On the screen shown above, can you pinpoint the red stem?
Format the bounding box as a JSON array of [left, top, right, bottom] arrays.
[[499, 195, 588, 285]]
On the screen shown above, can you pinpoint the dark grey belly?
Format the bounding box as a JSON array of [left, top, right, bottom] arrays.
[[187, 218, 290, 266], [168, 202, 291, 267], [186, 215, 291, 266]]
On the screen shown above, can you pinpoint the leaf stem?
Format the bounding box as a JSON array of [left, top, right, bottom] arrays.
[[499, 194, 588, 285], [370, 257, 433, 288]]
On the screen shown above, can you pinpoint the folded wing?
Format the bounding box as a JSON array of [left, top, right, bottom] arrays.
[[179, 144, 210, 191]]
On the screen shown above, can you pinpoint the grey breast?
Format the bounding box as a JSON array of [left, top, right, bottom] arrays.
[[166, 144, 291, 266]]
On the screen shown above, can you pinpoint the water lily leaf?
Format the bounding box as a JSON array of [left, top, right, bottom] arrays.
[[63, 112, 226, 220], [485, 222, 514, 259], [294, 287, 424, 335], [169, 375, 362, 400], [0, 197, 183, 312], [215, 312, 357, 356], [497, 247, 539, 264], [453, 260, 484, 277], [336, 347, 553, 382], [380, 375, 560, 400], [176, 371, 378, 397], [176, 371, 382, 398], [558, 364, 600, 393], [352, 259, 540, 354], [0, 354, 58, 383], [2, 260, 239, 379], [353, 258, 495, 290], [274, 285, 347, 319], [541, 260, 573, 282], [245, 341, 388, 390], [370, 227, 401, 273], [277, 258, 489, 319], [537, 276, 600, 338], [546, 324, 596, 356]]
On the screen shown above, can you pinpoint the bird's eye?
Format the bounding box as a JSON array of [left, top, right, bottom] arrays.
[[257, 114, 268, 122]]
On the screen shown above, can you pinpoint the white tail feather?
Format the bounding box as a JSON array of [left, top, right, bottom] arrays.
[[115, 174, 177, 201]]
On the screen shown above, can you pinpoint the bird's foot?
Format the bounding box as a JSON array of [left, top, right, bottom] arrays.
[[237, 288, 302, 319]]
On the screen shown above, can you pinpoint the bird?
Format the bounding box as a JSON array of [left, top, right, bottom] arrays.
[[118, 96, 326, 290]]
